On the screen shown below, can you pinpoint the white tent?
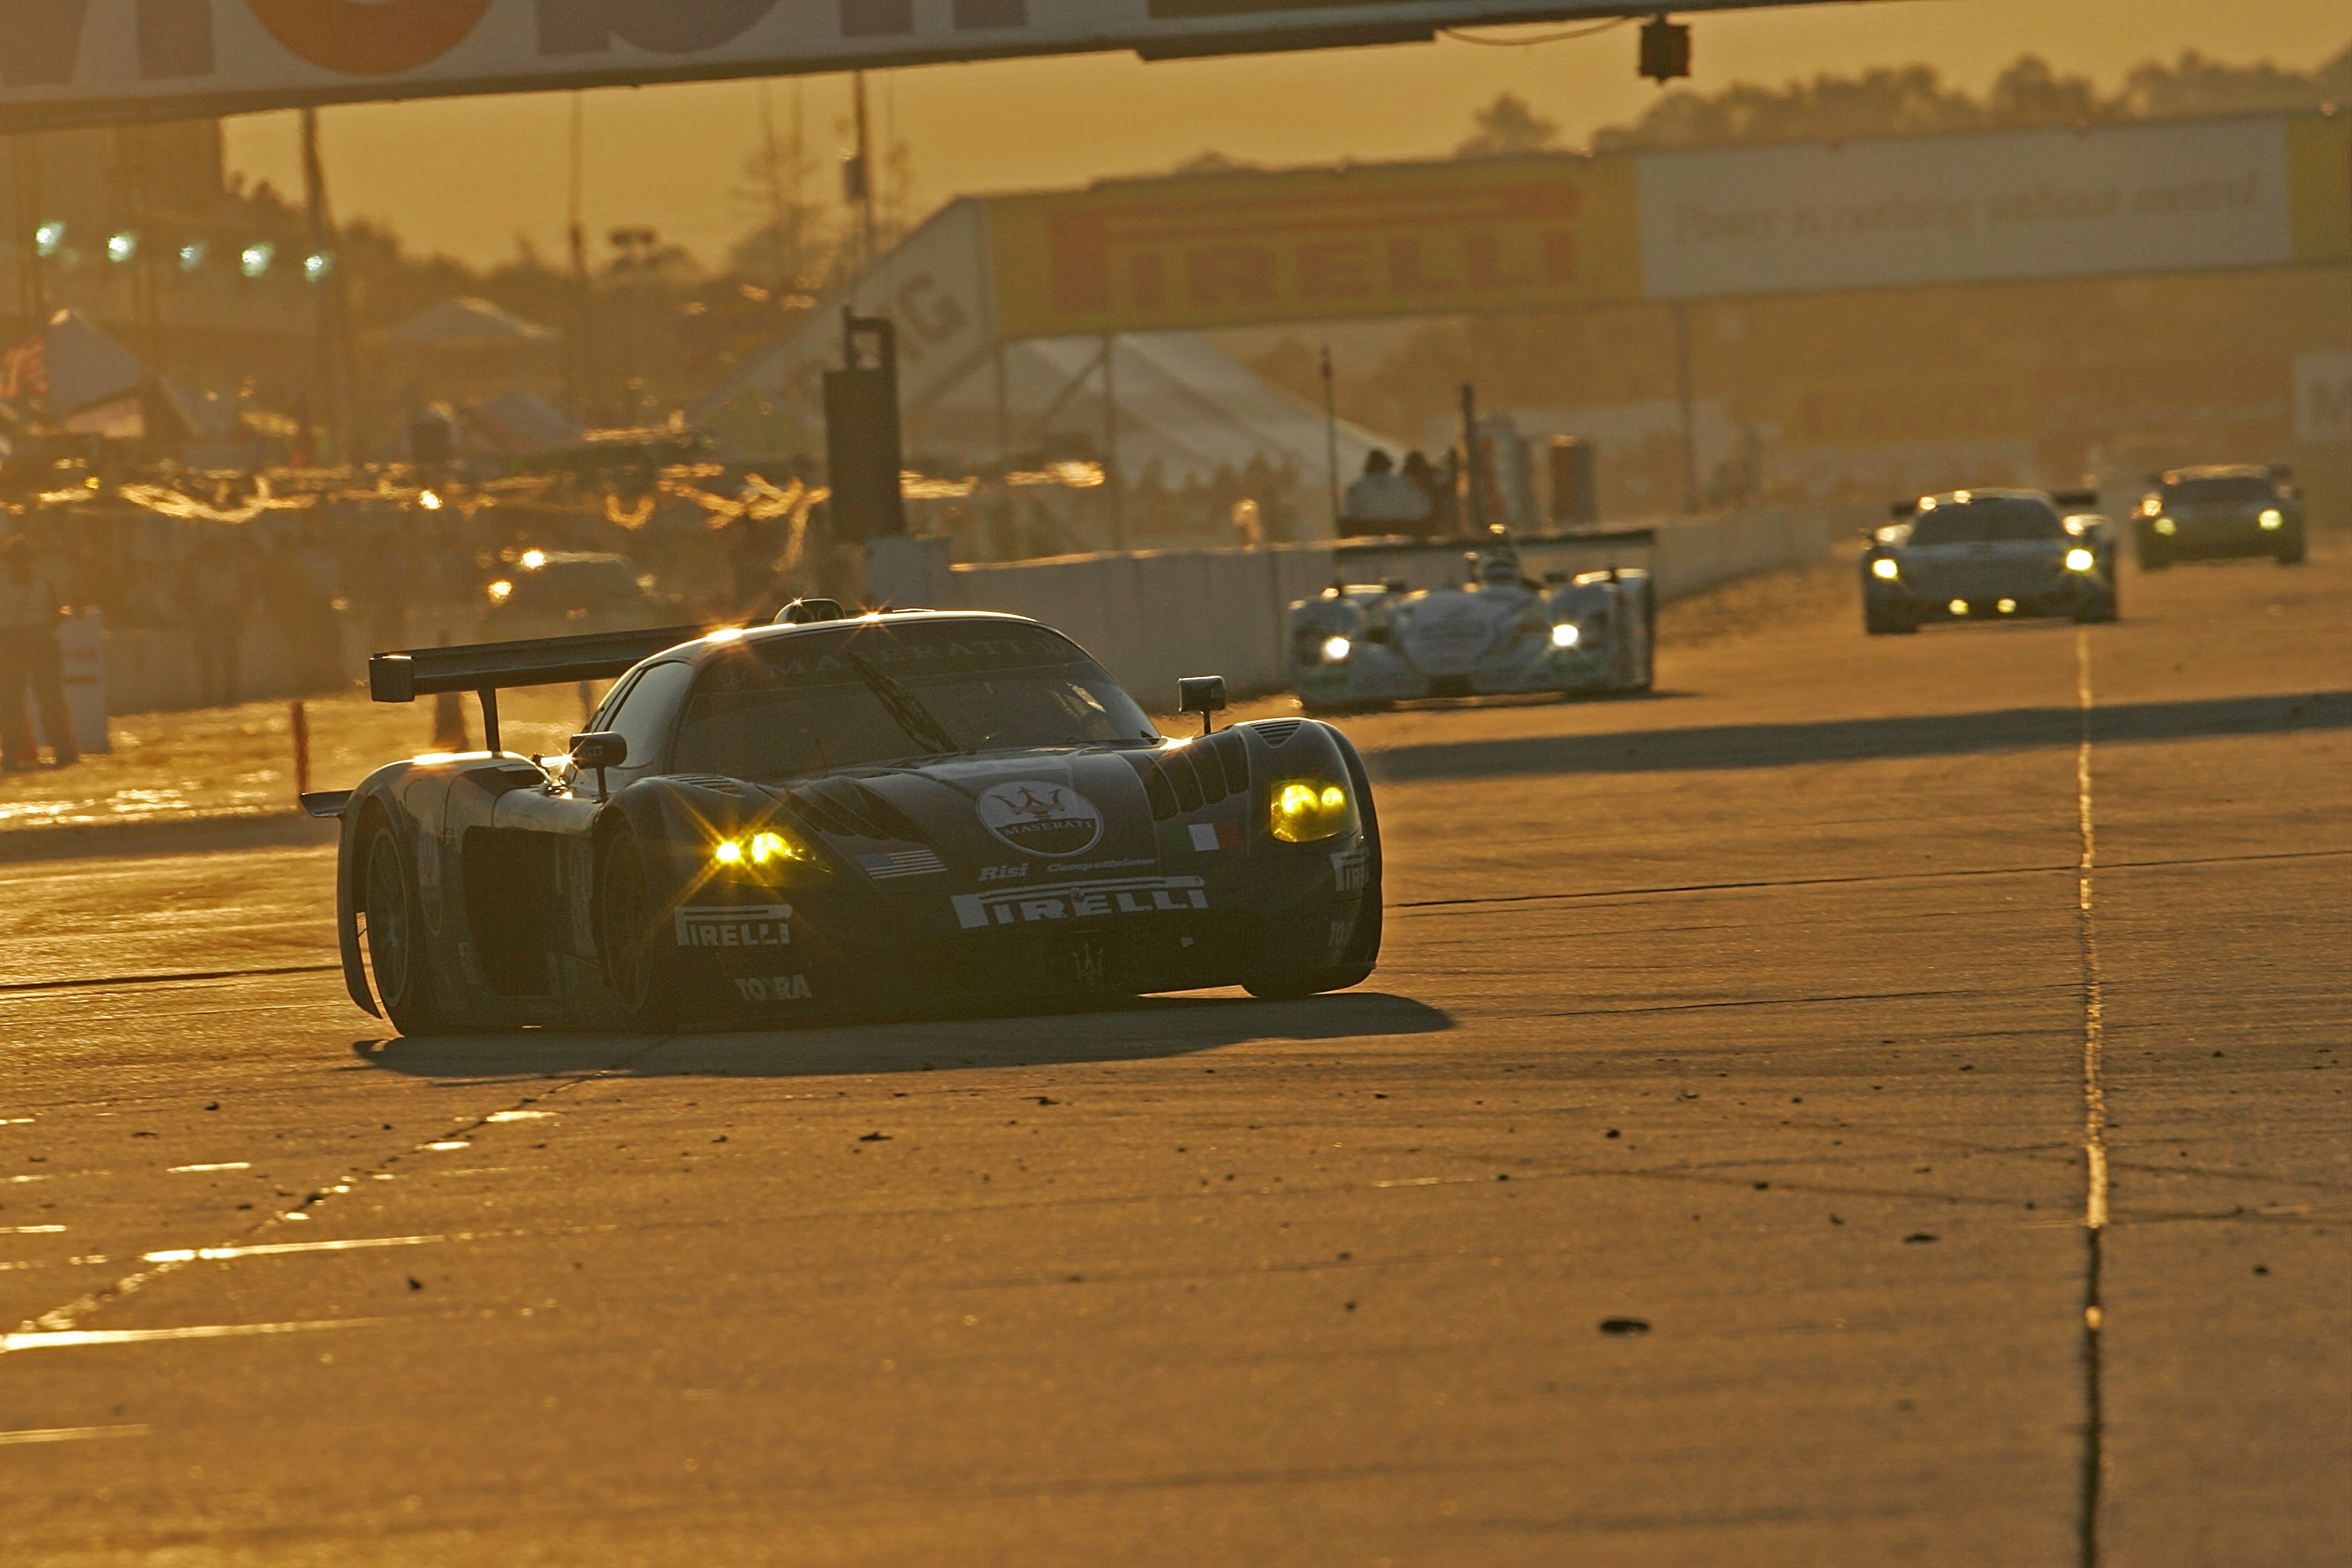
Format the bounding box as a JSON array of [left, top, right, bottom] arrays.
[[911, 330, 1395, 493]]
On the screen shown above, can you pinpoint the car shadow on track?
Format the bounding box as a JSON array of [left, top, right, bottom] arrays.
[[1367, 689, 2352, 781], [350, 989, 1455, 1081]]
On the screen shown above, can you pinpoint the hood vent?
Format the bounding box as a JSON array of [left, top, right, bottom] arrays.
[[1125, 730, 1251, 821], [1252, 719, 1303, 746], [785, 776, 929, 843]]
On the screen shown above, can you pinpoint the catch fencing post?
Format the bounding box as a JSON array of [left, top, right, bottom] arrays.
[[290, 700, 311, 804]]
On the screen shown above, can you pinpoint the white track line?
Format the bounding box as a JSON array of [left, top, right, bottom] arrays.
[[2074, 628, 2110, 1568], [0, 1424, 152, 1445], [2077, 632, 2109, 1236]]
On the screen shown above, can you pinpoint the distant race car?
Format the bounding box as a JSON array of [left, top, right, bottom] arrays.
[[2133, 464, 2305, 568], [481, 550, 670, 640], [1289, 529, 1655, 713], [307, 605, 1383, 1032], [1861, 489, 2118, 634]]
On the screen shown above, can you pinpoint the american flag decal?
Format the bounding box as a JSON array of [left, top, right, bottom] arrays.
[[859, 848, 946, 880]]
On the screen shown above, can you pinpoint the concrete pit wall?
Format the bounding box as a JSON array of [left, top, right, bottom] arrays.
[[929, 505, 1861, 706], [96, 505, 1859, 717]]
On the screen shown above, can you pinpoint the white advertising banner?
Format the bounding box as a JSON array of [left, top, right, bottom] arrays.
[[0, 0, 1793, 130], [1636, 118, 2299, 301]]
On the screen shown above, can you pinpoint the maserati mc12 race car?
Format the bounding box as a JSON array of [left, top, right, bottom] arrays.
[[1289, 529, 1655, 712], [305, 605, 1382, 1032], [1861, 489, 2117, 634]]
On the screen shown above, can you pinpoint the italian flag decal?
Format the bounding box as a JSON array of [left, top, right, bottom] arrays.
[[1163, 820, 1242, 854]]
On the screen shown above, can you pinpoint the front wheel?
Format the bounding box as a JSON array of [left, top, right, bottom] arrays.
[[1865, 610, 1918, 636], [1245, 739, 1381, 1000], [597, 830, 680, 1032], [1246, 964, 1374, 1001], [361, 817, 441, 1035], [2275, 534, 2307, 565]]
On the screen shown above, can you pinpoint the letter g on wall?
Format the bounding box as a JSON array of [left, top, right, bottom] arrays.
[[247, 0, 493, 75]]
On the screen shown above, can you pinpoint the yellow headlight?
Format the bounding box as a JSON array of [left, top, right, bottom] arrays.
[[2064, 548, 2096, 572], [1871, 557, 1900, 581], [2153, 517, 2177, 535], [2258, 509, 2283, 530], [714, 825, 820, 875], [1271, 779, 1354, 844], [750, 830, 808, 865]]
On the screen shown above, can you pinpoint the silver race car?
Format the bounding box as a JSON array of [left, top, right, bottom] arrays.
[[1289, 530, 1655, 713], [1861, 489, 2118, 634]]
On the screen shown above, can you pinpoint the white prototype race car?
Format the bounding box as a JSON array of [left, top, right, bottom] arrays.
[[1289, 530, 1655, 714]]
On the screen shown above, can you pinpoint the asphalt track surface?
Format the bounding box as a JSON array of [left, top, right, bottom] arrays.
[[3, 548, 2346, 1567]]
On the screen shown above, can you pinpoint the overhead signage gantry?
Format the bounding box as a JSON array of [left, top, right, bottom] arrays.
[[5, 0, 1796, 131]]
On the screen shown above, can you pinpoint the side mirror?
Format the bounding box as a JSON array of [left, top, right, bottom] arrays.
[[776, 598, 844, 624], [570, 731, 627, 799], [1177, 675, 1227, 736]]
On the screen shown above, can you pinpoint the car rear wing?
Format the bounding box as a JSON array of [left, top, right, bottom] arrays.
[[369, 624, 705, 753], [1328, 528, 1656, 593]]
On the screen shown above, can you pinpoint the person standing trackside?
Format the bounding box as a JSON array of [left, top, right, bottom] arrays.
[[0, 535, 81, 771], [1338, 449, 1434, 540]]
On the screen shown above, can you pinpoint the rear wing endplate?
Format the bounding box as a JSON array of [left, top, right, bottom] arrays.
[[369, 624, 705, 753]]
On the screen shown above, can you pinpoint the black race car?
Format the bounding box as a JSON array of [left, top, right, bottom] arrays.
[[306, 603, 1382, 1033], [2134, 465, 2305, 568], [1861, 488, 2118, 634]]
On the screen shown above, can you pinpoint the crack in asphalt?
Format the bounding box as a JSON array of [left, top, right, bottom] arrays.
[[3, 1030, 677, 1346], [1392, 845, 2352, 916]]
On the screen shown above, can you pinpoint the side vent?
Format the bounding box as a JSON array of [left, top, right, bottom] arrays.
[[787, 777, 930, 842], [1124, 752, 1180, 820], [1126, 730, 1251, 822]]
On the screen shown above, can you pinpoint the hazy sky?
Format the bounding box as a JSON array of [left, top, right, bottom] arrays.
[[224, 0, 2350, 271]]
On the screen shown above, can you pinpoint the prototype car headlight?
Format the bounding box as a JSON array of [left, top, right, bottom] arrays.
[[1870, 557, 1901, 581], [2064, 548, 2096, 572], [1270, 779, 1353, 844], [712, 824, 828, 882], [1550, 622, 1581, 648], [2153, 517, 2177, 536], [2259, 509, 2283, 530], [1321, 634, 1352, 663]]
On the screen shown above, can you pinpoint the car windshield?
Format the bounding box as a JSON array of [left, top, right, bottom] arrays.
[[671, 620, 1158, 780], [2165, 475, 2274, 504], [1906, 499, 2065, 545]]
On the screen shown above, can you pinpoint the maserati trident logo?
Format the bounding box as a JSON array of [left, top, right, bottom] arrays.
[[975, 780, 1104, 858]]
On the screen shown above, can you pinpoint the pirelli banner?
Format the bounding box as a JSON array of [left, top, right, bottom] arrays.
[[986, 113, 2352, 339]]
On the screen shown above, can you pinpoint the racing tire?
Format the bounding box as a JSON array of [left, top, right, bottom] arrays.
[[1614, 583, 1656, 693], [1864, 610, 1918, 636], [597, 830, 681, 1032], [1244, 738, 1382, 1001], [360, 816, 441, 1036]]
